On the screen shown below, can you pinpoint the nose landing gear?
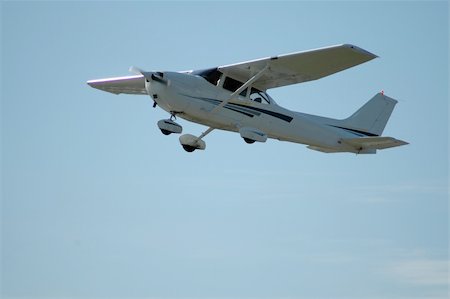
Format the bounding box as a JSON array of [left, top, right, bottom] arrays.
[[157, 113, 182, 135]]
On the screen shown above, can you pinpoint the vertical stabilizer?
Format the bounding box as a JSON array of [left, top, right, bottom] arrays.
[[342, 93, 397, 136]]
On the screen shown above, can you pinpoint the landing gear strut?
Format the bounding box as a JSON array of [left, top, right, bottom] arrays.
[[179, 127, 214, 152]]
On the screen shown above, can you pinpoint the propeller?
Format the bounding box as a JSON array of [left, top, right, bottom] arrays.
[[129, 66, 168, 85], [129, 66, 146, 76]]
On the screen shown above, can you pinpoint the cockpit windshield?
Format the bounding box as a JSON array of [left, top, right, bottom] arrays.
[[250, 88, 271, 104], [192, 68, 222, 86]]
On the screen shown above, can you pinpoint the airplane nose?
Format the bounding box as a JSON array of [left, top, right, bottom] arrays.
[[145, 73, 166, 95], [144, 79, 160, 108], [144, 72, 169, 109], [129, 66, 168, 92], [144, 78, 152, 94]]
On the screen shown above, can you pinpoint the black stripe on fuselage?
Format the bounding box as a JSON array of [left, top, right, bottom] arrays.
[[224, 106, 255, 118], [230, 103, 293, 123], [184, 95, 293, 123], [328, 125, 379, 137], [196, 98, 258, 117], [226, 103, 260, 117]]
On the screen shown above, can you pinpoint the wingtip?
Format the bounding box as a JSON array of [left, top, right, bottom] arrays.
[[344, 44, 378, 59], [391, 138, 409, 147], [86, 80, 98, 89]]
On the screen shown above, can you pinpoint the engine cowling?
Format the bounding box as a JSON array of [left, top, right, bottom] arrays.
[[157, 119, 182, 135], [239, 127, 267, 144], [179, 134, 206, 152]]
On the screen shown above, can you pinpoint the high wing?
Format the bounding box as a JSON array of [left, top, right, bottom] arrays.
[[87, 44, 376, 94], [218, 44, 377, 91], [87, 75, 146, 95]]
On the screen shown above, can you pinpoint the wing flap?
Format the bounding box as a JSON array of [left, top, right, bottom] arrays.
[[218, 44, 377, 90], [87, 75, 146, 95], [343, 136, 409, 150]]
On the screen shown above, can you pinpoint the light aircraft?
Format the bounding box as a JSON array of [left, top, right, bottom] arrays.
[[87, 44, 408, 153]]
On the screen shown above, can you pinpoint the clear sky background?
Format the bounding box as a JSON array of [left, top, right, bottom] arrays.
[[1, 1, 448, 299]]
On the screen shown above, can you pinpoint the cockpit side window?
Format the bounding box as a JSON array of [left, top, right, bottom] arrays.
[[223, 76, 247, 97]]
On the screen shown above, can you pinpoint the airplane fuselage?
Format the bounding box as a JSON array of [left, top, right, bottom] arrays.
[[148, 71, 359, 152]]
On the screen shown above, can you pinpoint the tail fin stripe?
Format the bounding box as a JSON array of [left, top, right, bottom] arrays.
[[328, 125, 379, 137]]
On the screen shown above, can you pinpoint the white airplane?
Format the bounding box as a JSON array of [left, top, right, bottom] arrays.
[[87, 44, 408, 153]]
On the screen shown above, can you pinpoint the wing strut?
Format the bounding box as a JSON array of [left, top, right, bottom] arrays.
[[211, 64, 269, 113]]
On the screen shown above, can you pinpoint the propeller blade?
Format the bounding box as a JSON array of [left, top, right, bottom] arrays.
[[129, 66, 168, 85], [129, 66, 145, 75]]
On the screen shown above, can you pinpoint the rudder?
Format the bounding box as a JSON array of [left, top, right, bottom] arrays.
[[341, 93, 397, 136]]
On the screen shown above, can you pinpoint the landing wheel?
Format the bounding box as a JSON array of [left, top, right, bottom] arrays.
[[244, 138, 255, 144], [160, 129, 172, 135], [182, 145, 196, 152]]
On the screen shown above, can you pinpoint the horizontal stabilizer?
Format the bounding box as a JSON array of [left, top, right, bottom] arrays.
[[343, 136, 409, 151]]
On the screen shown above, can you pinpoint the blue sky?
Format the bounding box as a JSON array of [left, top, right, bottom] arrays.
[[1, 1, 448, 299]]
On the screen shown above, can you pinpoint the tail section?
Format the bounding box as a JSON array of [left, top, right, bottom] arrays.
[[341, 92, 397, 136]]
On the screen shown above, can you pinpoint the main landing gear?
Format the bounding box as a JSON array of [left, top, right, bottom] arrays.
[[179, 127, 214, 153], [157, 113, 213, 152]]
